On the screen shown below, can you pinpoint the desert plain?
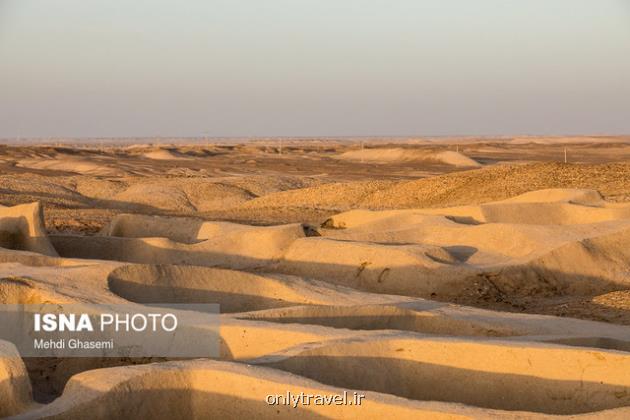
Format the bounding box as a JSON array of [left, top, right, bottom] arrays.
[[1, 136, 630, 419]]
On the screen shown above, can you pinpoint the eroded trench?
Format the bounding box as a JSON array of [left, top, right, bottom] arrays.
[[237, 305, 516, 337], [256, 338, 630, 415], [1, 250, 629, 414]]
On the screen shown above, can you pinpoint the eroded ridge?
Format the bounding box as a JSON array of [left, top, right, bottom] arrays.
[[0, 187, 629, 418]]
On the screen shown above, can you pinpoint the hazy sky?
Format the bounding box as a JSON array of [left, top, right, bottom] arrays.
[[1, 0, 629, 138]]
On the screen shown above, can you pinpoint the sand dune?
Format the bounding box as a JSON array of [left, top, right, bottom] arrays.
[[1, 140, 630, 418], [104, 181, 258, 213], [240, 163, 630, 213], [0, 176, 92, 209], [510, 136, 630, 145], [337, 148, 482, 167], [16, 157, 126, 177], [142, 149, 190, 160], [324, 189, 630, 226]]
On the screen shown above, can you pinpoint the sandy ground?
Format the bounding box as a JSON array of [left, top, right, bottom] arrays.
[[1, 137, 630, 418]]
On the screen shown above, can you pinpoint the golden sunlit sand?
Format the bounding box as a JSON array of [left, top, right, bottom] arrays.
[[1, 137, 630, 418]]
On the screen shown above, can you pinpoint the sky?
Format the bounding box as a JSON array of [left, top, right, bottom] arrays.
[[0, 0, 629, 138]]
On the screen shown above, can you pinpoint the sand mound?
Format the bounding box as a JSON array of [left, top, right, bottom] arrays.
[[477, 202, 630, 225], [433, 151, 482, 167], [16, 156, 125, 176], [510, 136, 630, 145], [524, 226, 630, 289], [324, 189, 630, 227], [360, 163, 630, 209], [0, 176, 91, 209], [114, 184, 197, 212], [0, 202, 58, 256], [183, 184, 256, 212], [270, 195, 630, 297], [240, 180, 396, 212], [337, 148, 482, 167], [321, 211, 610, 262], [143, 149, 189, 160], [111, 181, 256, 213], [498, 188, 605, 204], [275, 237, 463, 296], [239, 163, 630, 213], [227, 175, 325, 197]]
